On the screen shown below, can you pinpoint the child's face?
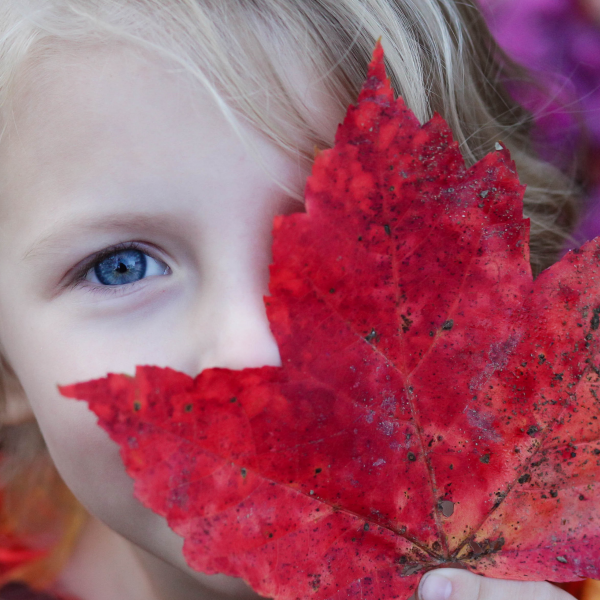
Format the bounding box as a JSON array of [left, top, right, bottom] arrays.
[[0, 45, 340, 593]]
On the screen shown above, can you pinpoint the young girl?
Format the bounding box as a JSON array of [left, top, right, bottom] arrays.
[[0, 1, 586, 599]]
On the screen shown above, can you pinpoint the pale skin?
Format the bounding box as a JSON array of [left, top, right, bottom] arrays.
[[0, 45, 575, 600]]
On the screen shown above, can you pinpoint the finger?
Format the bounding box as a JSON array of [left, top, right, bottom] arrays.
[[415, 569, 575, 600]]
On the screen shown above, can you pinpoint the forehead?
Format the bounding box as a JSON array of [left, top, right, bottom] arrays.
[[0, 44, 312, 228], [0, 38, 343, 204], [2, 47, 238, 187], [5, 35, 342, 153]]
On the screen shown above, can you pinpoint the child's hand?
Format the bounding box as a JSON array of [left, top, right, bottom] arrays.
[[413, 569, 575, 600]]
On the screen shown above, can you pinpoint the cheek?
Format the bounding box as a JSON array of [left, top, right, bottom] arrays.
[[0, 293, 195, 558], [23, 374, 129, 515], [0, 307, 138, 527], [21, 373, 181, 558]]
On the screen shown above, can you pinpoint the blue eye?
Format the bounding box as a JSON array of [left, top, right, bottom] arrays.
[[76, 242, 169, 290], [94, 249, 148, 285]]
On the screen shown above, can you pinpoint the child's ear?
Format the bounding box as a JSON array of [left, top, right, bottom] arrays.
[[0, 356, 34, 426]]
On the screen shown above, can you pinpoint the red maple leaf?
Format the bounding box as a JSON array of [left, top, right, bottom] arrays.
[[59, 43, 600, 600]]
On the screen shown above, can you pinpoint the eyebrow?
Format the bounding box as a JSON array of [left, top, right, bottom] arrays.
[[22, 212, 179, 261]]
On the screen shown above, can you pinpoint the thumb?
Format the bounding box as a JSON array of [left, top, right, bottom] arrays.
[[415, 569, 575, 600]]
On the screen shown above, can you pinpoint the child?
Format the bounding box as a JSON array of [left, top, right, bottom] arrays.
[[0, 1, 585, 599]]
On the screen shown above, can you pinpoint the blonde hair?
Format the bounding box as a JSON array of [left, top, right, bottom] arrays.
[[0, 0, 580, 588]]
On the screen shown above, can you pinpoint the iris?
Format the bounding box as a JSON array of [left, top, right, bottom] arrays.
[[94, 249, 147, 285]]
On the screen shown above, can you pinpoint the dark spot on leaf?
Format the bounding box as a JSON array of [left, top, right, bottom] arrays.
[[441, 319, 454, 331], [557, 556, 568, 564], [268, 533, 273, 538], [479, 190, 489, 199], [315, 468, 322, 474], [539, 354, 546, 364], [550, 489, 558, 498], [364, 523, 370, 531], [594, 449, 600, 456], [384, 224, 391, 236], [432, 541, 441, 552], [230, 397, 237, 403], [440, 501, 454, 517], [389, 186, 395, 192], [407, 452, 416, 462], [449, 464, 454, 470], [241, 468, 247, 478], [133, 401, 141, 412], [527, 425, 539, 437], [401, 314, 413, 333], [365, 329, 379, 343], [494, 490, 506, 502], [592, 308, 600, 331], [518, 473, 531, 484], [329, 288, 335, 294], [184, 404, 193, 412], [571, 452, 577, 458], [579, 494, 585, 500], [480, 453, 490, 464]]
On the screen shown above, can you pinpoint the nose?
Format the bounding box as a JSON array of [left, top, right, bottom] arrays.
[[193, 292, 282, 374]]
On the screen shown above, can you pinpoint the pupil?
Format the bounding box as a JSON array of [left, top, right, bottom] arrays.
[[95, 249, 147, 286]]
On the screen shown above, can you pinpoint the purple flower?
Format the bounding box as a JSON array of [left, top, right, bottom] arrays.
[[479, 0, 600, 242]]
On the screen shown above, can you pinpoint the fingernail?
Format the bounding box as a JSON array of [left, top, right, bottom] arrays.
[[420, 573, 452, 600]]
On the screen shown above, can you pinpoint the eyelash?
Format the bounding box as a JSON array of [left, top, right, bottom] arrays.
[[70, 241, 168, 297]]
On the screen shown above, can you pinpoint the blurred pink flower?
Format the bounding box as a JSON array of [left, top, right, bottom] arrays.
[[479, 0, 600, 242]]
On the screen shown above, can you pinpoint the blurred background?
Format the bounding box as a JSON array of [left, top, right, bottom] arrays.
[[479, 0, 600, 246]]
